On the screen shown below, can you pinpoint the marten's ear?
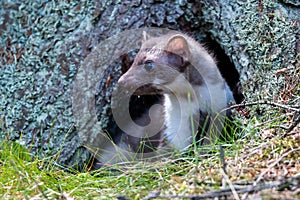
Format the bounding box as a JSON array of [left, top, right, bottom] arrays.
[[166, 35, 191, 60], [142, 31, 151, 43]]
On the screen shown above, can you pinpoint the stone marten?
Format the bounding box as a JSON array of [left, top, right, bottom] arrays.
[[117, 31, 235, 154]]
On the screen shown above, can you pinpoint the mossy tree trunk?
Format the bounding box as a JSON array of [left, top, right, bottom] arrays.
[[0, 0, 298, 169]]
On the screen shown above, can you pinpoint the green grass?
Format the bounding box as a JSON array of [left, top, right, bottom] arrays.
[[0, 136, 238, 199], [0, 109, 299, 199]]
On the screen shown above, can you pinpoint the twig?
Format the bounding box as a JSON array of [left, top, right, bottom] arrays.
[[238, 142, 268, 161], [141, 173, 300, 200], [219, 145, 227, 191], [228, 100, 300, 112], [254, 147, 300, 185], [286, 112, 300, 133], [117, 195, 131, 200], [254, 113, 299, 135], [220, 168, 240, 200], [228, 100, 300, 134], [219, 145, 227, 174], [275, 112, 300, 135]]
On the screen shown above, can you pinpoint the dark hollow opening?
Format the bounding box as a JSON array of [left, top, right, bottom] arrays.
[[204, 36, 244, 104]]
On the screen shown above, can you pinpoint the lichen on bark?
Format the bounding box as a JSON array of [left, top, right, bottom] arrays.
[[0, 0, 298, 169], [201, 0, 299, 101]]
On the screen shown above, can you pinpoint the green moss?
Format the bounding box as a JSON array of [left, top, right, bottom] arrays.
[[0, 0, 204, 168], [202, 0, 298, 102]]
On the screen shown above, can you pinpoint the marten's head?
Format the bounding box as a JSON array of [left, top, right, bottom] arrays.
[[118, 32, 197, 96]]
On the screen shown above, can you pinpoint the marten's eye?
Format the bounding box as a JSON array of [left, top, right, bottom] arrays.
[[144, 60, 155, 71]]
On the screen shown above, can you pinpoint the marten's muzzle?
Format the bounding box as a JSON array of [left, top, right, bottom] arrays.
[[133, 84, 164, 95]]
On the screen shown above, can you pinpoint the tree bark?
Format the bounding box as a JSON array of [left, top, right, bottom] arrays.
[[0, 0, 298, 169]]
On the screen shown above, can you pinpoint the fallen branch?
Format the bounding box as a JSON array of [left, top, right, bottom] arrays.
[[227, 100, 300, 133], [284, 112, 300, 134], [220, 168, 240, 200], [140, 173, 300, 200], [254, 147, 300, 185], [228, 100, 300, 113]]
